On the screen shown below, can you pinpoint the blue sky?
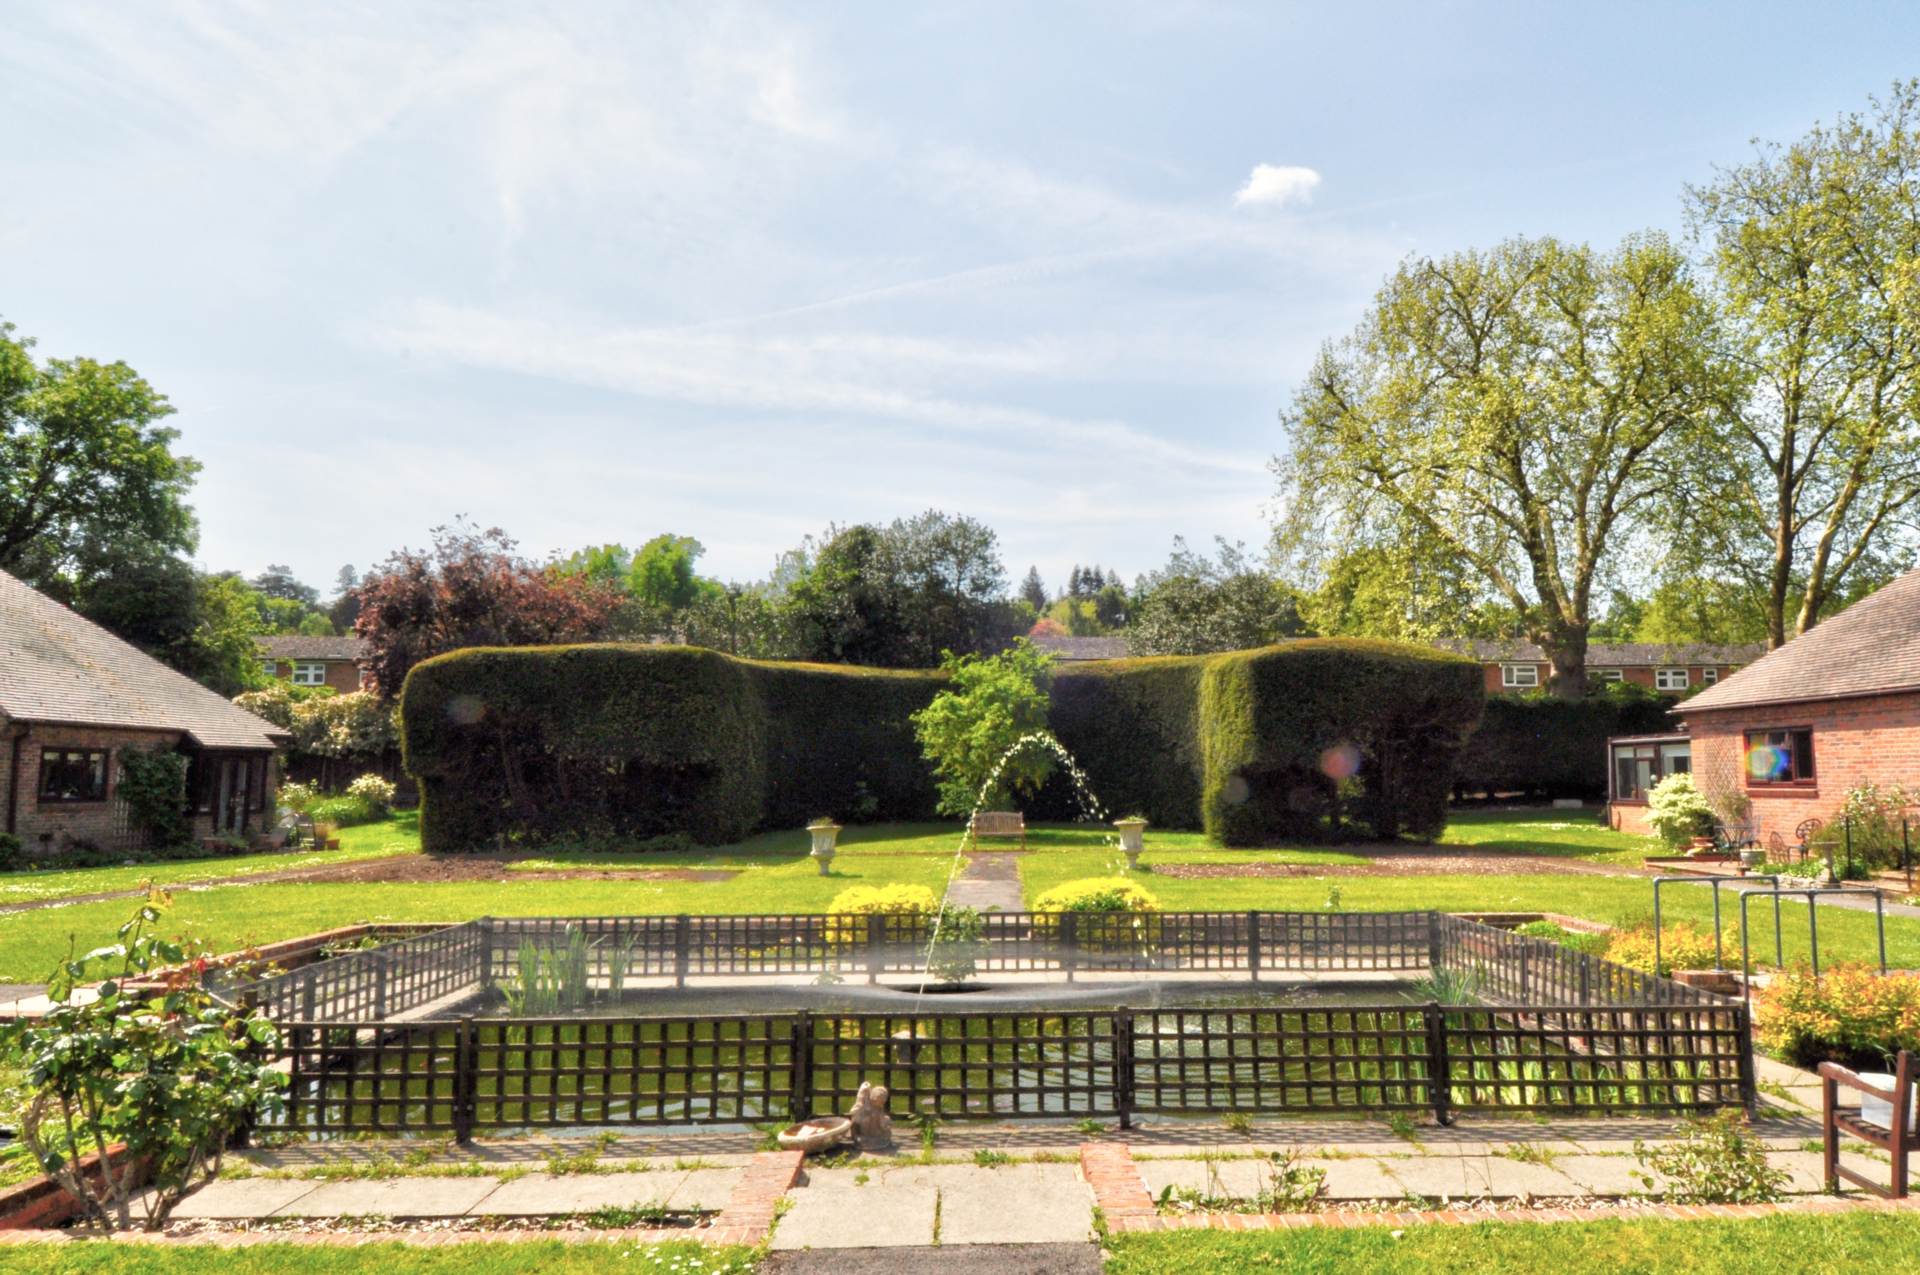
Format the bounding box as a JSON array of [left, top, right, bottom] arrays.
[[5, 2, 1917, 598]]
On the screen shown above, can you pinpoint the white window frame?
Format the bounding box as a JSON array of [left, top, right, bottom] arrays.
[[1702, 667, 1719, 685], [1500, 663, 1540, 689], [1655, 667, 1689, 691], [1591, 668, 1623, 682], [291, 661, 327, 686], [260, 658, 277, 678]]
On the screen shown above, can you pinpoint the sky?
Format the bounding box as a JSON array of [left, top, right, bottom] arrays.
[[5, 2, 1919, 600]]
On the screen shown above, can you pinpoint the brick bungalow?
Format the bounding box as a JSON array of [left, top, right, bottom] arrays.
[[1434, 639, 1762, 696], [256, 634, 368, 692], [1675, 568, 1920, 849], [1, 569, 289, 855]]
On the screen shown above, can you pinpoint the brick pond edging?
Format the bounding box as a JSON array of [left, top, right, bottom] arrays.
[[0, 1149, 805, 1250], [1077, 1141, 1920, 1234]]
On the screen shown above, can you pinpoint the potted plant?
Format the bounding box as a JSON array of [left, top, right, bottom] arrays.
[[1113, 816, 1149, 872], [807, 818, 842, 876]]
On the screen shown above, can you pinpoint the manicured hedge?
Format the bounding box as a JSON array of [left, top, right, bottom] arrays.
[[402, 640, 1484, 851], [1452, 689, 1674, 799]]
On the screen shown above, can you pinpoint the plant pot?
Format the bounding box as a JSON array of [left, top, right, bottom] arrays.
[[776, 1116, 852, 1153], [1688, 836, 1716, 852], [325, 838, 341, 850], [1858, 1074, 1918, 1134], [1738, 848, 1767, 873]]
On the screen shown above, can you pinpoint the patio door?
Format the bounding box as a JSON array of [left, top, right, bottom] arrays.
[[198, 752, 262, 836]]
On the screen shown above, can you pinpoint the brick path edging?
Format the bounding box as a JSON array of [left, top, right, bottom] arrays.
[[1077, 1141, 1920, 1235], [0, 1149, 806, 1250]]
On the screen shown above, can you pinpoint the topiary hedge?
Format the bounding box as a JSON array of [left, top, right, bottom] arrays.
[[401, 639, 1484, 852], [1452, 688, 1673, 799]]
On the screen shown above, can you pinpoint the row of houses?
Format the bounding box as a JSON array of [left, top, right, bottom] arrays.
[[1030, 633, 1763, 697]]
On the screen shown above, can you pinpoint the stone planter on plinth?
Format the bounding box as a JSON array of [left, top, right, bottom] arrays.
[[1114, 817, 1149, 872], [808, 820, 842, 875]]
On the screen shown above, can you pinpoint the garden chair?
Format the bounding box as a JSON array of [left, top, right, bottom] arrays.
[[1716, 817, 1758, 853], [1767, 831, 1788, 863], [1794, 818, 1825, 863], [1820, 1049, 1914, 1199]]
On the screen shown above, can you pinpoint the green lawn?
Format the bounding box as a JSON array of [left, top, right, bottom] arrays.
[[1440, 807, 1658, 866], [1020, 851, 1920, 969], [0, 1241, 755, 1274], [0, 855, 962, 985], [1105, 1211, 1920, 1274], [0, 813, 424, 905]]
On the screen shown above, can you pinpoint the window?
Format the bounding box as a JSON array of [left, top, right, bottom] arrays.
[[1745, 728, 1815, 786], [1655, 667, 1689, 691], [1702, 667, 1719, 685], [1591, 668, 1623, 682], [1610, 739, 1690, 801], [260, 658, 278, 678], [291, 661, 326, 686], [38, 748, 109, 803], [1501, 663, 1539, 689]]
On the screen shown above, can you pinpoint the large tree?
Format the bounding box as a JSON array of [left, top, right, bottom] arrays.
[[0, 321, 198, 587], [1273, 233, 1719, 696], [1679, 81, 1920, 646]]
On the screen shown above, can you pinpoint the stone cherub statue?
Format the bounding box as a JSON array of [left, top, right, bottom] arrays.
[[847, 1081, 894, 1150]]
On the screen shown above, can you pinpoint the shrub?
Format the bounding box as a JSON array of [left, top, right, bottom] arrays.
[[115, 747, 192, 850], [1033, 877, 1162, 914], [344, 773, 397, 815], [1604, 922, 1727, 976], [1644, 772, 1718, 848], [911, 639, 1055, 815], [824, 883, 940, 947], [0, 899, 286, 1230], [1754, 965, 1920, 1069], [278, 780, 320, 815], [0, 831, 22, 870], [1837, 781, 1918, 870], [1633, 1109, 1789, 1204], [1512, 919, 1610, 956]]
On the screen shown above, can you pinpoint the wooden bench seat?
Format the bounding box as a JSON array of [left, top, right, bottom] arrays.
[[1821, 1049, 1913, 1199], [966, 810, 1027, 851]]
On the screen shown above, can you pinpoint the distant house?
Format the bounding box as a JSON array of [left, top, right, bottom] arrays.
[[1432, 639, 1763, 696], [1675, 569, 1920, 849], [1, 569, 289, 853], [256, 635, 369, 693], [1030, 634, 1130, 662]]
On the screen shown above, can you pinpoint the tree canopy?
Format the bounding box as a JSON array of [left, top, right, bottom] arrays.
[[1274, 233, 1720, 695], [0, 320, 198, 590]]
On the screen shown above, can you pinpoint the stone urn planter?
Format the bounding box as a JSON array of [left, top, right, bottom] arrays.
[[1738, 848, 1767, 874], [808, 819, 842, 876], [1114, 817, 1149, 872]]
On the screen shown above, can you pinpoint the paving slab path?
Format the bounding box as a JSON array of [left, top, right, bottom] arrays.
[[942, 852, 1024, 914]]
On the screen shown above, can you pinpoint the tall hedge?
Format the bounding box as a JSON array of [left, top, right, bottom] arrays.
[[401, 639, 1483, 852], [1451, 690, 1674, 799]]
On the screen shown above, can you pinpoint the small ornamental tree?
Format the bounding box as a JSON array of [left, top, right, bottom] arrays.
[[115, 747, 191, 849], [1, 895, 286, 1230], [910, 638, 1056, 816], [1644, 772, 1718, 848]]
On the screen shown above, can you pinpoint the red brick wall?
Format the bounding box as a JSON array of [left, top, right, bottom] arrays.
[[1682, 690, 1920, 846], [2, 722, 279, 855], [265, 659, 365, 693]]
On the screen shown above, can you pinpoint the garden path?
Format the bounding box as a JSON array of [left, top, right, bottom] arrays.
[[942, 852, 1024, 913]]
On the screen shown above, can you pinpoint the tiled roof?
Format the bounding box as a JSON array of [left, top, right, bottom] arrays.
[[1431, 638, 1765, 667], [0, 569, 287, 749], [256, 635, 367, 661], [1679, 569, 1920, 714], [1030, 634, 1130, 661]]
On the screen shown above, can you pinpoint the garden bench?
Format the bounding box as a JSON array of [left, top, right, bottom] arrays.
[[966, 810, 1027, 851], [1820, 1048, 1913, 1199]]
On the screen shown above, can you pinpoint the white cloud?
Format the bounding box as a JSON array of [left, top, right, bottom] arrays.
[[1234, 163, 1321, 208]]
